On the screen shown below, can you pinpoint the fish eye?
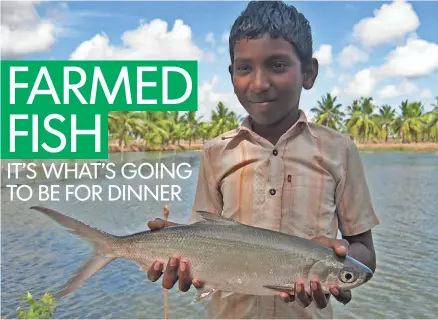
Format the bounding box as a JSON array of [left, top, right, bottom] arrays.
[[339, 269, 356, 283]]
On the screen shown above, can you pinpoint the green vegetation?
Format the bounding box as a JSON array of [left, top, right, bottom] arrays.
[[15, 292, 56, 319], [311, 94, 438, 144], [108, 95, 438, 151], [108, 102, 242, 150]]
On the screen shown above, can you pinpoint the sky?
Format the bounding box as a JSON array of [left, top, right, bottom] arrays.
[[2, 0, 438, 121]]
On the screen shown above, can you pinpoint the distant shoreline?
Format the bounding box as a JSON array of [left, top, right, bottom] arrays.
[[108, 141, 438, 153]]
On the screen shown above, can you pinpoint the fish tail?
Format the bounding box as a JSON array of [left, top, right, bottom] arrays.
[[30, 206, 119, 298]]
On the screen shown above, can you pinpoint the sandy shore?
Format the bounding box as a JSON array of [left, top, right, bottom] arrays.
[[109, 140, 438, 153], [356, 142, 438, 152]]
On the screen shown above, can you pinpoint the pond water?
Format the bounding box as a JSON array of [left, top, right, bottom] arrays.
[[1, 151, 438, 318]]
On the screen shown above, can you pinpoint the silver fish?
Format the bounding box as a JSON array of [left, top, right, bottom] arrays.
[[30, 206, 373, 301]]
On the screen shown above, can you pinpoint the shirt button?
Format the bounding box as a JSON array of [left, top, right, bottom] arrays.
[[272, 149, 278, 156], [269, 188, 276, 195]]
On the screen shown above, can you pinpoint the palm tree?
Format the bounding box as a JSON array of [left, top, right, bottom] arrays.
[[108, 112, 143, 147], [376, 105, 396, 142], [346, 97, 379, 142], [210, 102, 234, 137], [424, 97, 438, 142], [183, 111, 203, 146], [393, 100, 425, 143], [311, 93, 345, 130]]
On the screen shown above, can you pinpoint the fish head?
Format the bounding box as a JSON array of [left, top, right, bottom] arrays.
[[308, 254, 373, 293]]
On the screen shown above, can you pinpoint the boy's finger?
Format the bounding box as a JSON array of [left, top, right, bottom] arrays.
[[147, 260, 164, 282], [310, 279, 327, 309], [295, 281, 311, 308], [162, 256, 179, 289], [178, 259, 193, 292], [147, 219, 167, 230]]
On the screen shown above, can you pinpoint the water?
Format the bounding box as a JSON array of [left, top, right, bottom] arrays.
[[1, 151, 438, 319]]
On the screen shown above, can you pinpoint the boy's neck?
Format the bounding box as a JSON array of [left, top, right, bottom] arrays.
[[251, 108, 300, 145]]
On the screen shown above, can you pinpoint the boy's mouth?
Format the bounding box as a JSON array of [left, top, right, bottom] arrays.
[[248, 99, 276, 104]]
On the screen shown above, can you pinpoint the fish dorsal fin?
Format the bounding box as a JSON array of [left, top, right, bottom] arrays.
[[195, 211, 240, 226]]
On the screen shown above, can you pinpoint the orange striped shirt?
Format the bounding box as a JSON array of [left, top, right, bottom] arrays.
[[188, 110, 380, 319]]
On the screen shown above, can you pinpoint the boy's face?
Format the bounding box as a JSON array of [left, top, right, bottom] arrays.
[[229, 34, 318, 126]]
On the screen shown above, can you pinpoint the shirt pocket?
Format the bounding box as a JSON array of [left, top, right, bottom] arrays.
[[281, 173, 337, 238]]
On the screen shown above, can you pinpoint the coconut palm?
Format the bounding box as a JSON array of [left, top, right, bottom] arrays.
[[376, 105, 396, 142], [183, 111, 203, 146], [393, 100, 425, 143], [346, 97, 379, 142], [311, 93, 345, 130], [210, 102, 234, 137]]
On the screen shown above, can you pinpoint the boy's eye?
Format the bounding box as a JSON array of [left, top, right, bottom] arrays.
[[237, 65, 251, 72], [272, 62, 287, 71]]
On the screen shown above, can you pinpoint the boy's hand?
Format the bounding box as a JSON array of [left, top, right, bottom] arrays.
[[146, 219, 204, 291], [279, 236, 352, 309]]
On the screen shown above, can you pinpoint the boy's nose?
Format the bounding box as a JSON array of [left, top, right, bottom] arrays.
[[250, 70, 271, 93]]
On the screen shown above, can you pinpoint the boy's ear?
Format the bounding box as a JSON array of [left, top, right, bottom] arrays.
[[228, 64, 234, 84], [303, 58, 318, 90]]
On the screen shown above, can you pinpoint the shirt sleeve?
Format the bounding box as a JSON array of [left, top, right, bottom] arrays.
[[187, 146, 224, 224], [335, 139, 380, 236]]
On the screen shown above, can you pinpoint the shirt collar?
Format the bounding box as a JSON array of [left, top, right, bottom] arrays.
[[220, 110, 318, 144]]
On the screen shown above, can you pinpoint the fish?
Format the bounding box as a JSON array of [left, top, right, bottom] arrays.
[[30, 206, 373, 302]]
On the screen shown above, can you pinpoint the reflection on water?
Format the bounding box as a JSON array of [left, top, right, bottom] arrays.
[[2, 151, 438, 319]]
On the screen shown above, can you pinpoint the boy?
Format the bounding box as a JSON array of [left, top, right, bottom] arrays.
[[147, 1, 379, 318]]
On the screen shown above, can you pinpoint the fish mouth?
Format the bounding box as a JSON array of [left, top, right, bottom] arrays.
[[364, 270, 373, 283]]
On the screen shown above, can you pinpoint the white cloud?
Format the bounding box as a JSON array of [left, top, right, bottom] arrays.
[[344, 68, 377, 98], [205, 32, 215, 45], [198, 76, 244, 121], [338, 45, 369, 68], [314, 44, 333, 66], [331, 86, 341, 97], [218, 46, 227, 54], [352, 0, 420, 47], [70, 19, 204, 61], [1, 1, 57, 57], [420, 89, 433, 100], [338, 73, 351, 83], [378, 81, 418, 99], [326, 67, 336, 79], [221, 31, 229, 43], [378, 36, 438, 78]]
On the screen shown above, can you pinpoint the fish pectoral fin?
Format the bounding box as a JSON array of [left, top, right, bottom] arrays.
[[220, 291, 235, 299], [193, 287, 217, 303], [263, 284, 294, 293], [194, 211, 240, 226]]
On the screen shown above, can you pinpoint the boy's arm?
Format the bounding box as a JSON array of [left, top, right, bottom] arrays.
[[286, 140, 380, 309], [187, 146, 224, 224], [336, 139, 379, 272]]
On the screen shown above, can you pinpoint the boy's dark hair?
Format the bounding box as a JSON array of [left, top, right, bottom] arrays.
[[229, 1, 313, 71]]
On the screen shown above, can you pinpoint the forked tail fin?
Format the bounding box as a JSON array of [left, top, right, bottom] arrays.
[[30, 206, 119, 298]]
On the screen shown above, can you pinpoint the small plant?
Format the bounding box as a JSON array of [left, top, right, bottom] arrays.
[[16, 292, 56, 319]]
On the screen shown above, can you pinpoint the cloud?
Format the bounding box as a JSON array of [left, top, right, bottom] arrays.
[[377, 36, 438, 78], [325, 67, 336, 79], [221, 31, 229, 43], [420, 89, 433, 100], [198, 76, 244, 121], [352, 0, 420, 47], [377, 81, 418, 99], [331, 86, 341, 97], [70, 19, 205, 61], [1, 1, 57, 57], [338, 45, 369, 68], [205, 32, 215, 45], [344, 68, 377, 98], [314, 45, 333, 66]]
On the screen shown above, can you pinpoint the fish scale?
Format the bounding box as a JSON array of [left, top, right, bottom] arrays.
[[30, 206, 373, 299]]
